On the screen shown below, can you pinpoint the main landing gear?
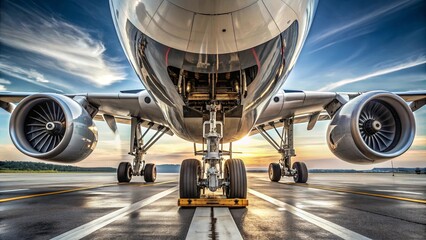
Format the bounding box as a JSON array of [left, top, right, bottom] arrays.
[[257, 118, 308, 183], [117, 118, 169, 183], [179, 103, 247, 202]]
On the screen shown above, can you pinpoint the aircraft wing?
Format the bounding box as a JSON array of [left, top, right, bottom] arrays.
[[251, 90, 426, 135], [0, 90, 171, 134]]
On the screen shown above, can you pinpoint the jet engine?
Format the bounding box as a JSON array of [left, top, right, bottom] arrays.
[[327, 91, 415, 164], [9, 93, 98, 163]]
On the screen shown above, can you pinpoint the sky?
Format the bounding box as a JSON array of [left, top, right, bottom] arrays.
[[0, 0, 425, 170]]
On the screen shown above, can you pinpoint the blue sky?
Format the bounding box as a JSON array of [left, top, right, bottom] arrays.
[[0, 0, 425, 169]]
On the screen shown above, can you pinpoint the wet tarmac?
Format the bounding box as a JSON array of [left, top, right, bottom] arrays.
[[0, 172, 425, 239]]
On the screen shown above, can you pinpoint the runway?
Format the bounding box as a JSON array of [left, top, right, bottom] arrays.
[[0, 172, 425, 239]]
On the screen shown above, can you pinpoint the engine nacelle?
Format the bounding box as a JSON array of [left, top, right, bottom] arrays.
[[327, 91, 415, 164], [9, 93, 98, 163]]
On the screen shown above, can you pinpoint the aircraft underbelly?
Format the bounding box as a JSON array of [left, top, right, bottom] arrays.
[[109, 0, 318, 143]]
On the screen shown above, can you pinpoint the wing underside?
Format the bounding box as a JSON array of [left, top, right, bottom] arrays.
[[0, 90, 171, 135], [252, 90, 426, 135]]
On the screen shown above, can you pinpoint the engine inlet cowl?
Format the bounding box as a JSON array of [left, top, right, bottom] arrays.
[[9, 93, 98, 163], [327, 91, 415, 164]]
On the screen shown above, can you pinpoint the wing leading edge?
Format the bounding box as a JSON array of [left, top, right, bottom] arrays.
[[0, 90, 171, 135], [251, 90, 426, 135]]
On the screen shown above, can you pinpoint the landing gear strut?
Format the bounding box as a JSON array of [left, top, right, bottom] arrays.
[[179, 103, 247, 199], [257, 118, 308, 183], [117, 118, 168, 183]]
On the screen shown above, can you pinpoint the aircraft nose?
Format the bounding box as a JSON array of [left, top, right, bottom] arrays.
[[114, 0, 298, 55]]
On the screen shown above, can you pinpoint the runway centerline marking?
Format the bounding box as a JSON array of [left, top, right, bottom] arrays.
[[186, 207, 243, 240], [280, 182, 426, 204], [249, 188, 371, 240], [214, 207, 244, 240], [51, 186, 178, 240], [0, 180, 177, 203], [0, 189, 29, 193], [186, 207, 211, 240]]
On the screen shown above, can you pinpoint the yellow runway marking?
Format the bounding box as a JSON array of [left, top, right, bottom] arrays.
[[282, 182, 426, 204], [0, 180, 177, 203]]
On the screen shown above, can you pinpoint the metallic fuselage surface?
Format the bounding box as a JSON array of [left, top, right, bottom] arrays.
[[110, 0, 318, 143]]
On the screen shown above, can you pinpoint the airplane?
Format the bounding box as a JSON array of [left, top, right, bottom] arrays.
[[0, 0, 425, 200]]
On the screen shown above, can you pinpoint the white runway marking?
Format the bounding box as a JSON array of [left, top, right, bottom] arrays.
[[0, 189, 28, 193], [375, 190, 424, 195], [51, 186, 177, 240], [249, 189, 371, 240], [186, 207, 211, 240], [186, 207, 243, 240], [214, 208, 243, 240]]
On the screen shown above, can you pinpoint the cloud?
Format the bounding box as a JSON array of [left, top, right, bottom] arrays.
[[0, 4, 126, 87], [307, 28, 372, 54], [309, 0, 417, 48], [318, 57, 426, 91], [0, 78, 11, 91], [27, 69, 49, 83], [0, 78, 11, 85], [0, 60, 65, 92]]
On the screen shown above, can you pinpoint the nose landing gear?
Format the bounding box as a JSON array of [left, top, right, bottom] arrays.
[[178, 103, 248, 207]]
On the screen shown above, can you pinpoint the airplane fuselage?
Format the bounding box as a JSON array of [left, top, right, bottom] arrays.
[[110, 0, 317, 143]]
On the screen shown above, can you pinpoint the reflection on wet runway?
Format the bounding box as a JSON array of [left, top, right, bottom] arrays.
[[0, 172, 425, 239]]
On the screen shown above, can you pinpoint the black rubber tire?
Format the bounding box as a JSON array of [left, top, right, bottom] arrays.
[[179, 159, 201, 198], [117, 162, 132, 183], [269, 163, 281, 182], [293, 162, 308, 183], [224, 159, 247, 198], [144, 163, 156, 183]]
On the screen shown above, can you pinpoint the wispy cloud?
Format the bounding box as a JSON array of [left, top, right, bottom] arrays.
[[309, 0, 417, 48], [0, 4, 126, 87], [318, 57, 426, 91], [0, 78, 11, 85], [0, 78, 11, 91], [308, 28, 372, 54], [27, 69, 49, 83], [0, 60, 65, 92]]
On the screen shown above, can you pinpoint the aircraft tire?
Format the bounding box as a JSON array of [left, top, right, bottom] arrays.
[[179, 159, 201, 198], [269, 163, 281, 182], [293, 162, 308, 183], [144, 163, 157, 182], [117, 162, 132, 183], [224, 159, 247, 198]]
